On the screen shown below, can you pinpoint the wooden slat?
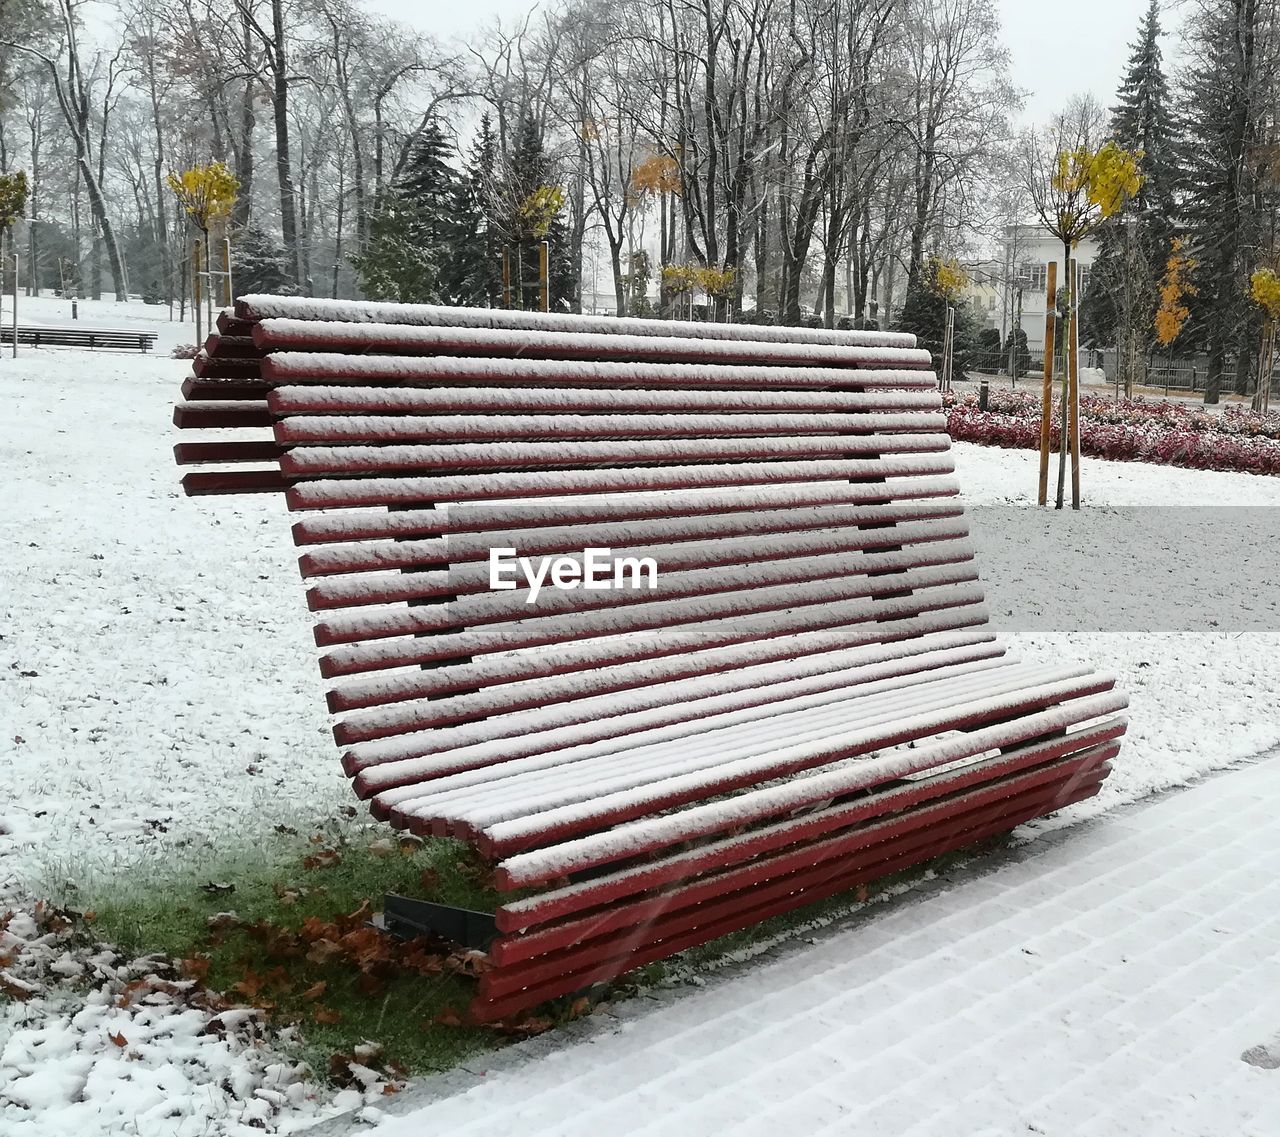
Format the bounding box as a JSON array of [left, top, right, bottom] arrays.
[[469, 769, 1109, 1022], [493, 721, 1126, 935], [204, 334, 264, 359], [182, 469, 290, 495], [285, 453, 956, 510], [427, 678, 1122, 857], [236, 295, 921, 350], [253, 319, 934, 372], [269, 383, 941, 417], [173, 402, 273, 429], [280, 433, 949, 478], [191, 355, 265, 380], [299, 502, 962, 581], [359, 657, 1050, 804], [486, 740, 1120, 963], [174, 441, 283, 466], [332, 597, 992, 717], [334, 636, 1005, 754], [319, 562, 980, 677], [181, 376, 272, 401], [217, 312, 258, 337], [289, 475, 959, 546]]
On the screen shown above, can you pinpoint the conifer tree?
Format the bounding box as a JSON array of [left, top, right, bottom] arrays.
[[491, 114, 576, 310], [351, 118, 458, 304], [1177, 0, 1269, 402], [1080, 0, 1179, 393], [440, 114, 501, 307]]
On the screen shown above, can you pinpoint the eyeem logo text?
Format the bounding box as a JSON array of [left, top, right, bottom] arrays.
[[489, 547, 659, 604]]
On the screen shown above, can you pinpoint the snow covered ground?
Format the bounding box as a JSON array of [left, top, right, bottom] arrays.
[[2, 305, 1279, 1134]]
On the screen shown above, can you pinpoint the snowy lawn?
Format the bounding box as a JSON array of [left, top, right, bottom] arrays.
[[3, 312, 1280, 1134]]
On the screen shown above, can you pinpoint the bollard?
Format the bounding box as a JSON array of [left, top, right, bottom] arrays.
[[71, 299, 78, 320], [979, 379, 989, 411]]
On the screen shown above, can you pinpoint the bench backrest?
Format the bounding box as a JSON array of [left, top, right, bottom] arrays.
[[174, 298, 1003, 837]]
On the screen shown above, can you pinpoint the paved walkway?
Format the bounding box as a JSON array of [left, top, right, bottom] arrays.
[[357, 760, 1280, 1137]]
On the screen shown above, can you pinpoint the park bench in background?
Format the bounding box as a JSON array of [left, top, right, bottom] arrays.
[[1, 324, 158, 353], [171, 297, 1128, 1023]]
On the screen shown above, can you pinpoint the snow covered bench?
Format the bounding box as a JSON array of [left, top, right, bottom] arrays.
[[171, 296, 1128, 1023]]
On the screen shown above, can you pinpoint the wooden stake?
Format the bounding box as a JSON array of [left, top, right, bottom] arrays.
[[193, 238, 203, 347], [1037, 261, 1057, 506], [502, 247, 512, 310], [539, 240, 550, 313], [1069, 259, 1081, 510]]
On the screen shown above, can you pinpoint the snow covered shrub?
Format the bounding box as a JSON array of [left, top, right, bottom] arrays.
[[171, 343, 200, 359]]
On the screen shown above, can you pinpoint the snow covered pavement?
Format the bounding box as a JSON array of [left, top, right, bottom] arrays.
[[363, 755, 1280, 1137]]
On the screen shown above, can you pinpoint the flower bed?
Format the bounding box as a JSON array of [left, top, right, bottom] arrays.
[[943, 391, 1280, 476]]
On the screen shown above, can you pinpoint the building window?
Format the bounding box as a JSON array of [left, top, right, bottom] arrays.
[[1078, 264, 1092, 295], [988, 295, 997, 310], [1021, 262, 1048, 291]]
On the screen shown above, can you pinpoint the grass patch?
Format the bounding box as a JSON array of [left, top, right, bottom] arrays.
[[60, 822, 1017, 1083], [73, 822, 516, 1077]]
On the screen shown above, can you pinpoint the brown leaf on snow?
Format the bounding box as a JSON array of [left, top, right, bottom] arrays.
[[108, 1030, 128, 1048], [116, 978, 152, 1008]]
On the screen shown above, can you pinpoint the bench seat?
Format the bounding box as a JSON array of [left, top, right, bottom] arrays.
[[172, 297, 1127, 1022]]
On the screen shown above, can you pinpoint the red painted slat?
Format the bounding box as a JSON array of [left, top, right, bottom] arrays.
[[181, 377, 273, 401], [191, 355, 265, 380], [494, 724, 1126, 936], [182, 469, 290, 495], [464, 679, 1121, 865], [320, 563, 980, 678], [289, 476, 959, 546], [268, 384, 940, 417], [172, 402, 273, 429], [480, 752, 1111, 990], [173, 441, 284, 465], [284, 454, 957, 511], [252, 319, 933, 372], [217, 312, 257, 336], [204, 334, 264, 359], [468, 772, 1107, 1021], [273, 411, 947, 446], [331, 599, 992, 717], [279, 433, 949, 479]]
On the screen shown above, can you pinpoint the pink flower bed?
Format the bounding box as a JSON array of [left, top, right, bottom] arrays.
[[943, 392, 1280, 476]]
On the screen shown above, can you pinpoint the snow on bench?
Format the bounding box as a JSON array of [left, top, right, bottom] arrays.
[[171, 298, 1128, 1023]]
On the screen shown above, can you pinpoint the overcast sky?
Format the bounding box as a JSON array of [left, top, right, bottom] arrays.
[[373, 0, 1182, 127]]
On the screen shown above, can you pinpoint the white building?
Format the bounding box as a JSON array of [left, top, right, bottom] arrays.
[[1000, 224, 1101, 355]]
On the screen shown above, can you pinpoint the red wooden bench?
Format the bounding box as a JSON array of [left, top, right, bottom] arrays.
[[172, 296, 1128, 1022]]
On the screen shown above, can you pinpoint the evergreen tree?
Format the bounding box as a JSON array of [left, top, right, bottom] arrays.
[[894, 257, 979, 381], [1110, 0, 1178, 218], [233, 224, 297, 296], [440, 114, 502, 307], [491, 113, 576, 311], [1081, 0, 1178, 393], [351, 118, 457, 304], [1178, 0, 1270, 402]]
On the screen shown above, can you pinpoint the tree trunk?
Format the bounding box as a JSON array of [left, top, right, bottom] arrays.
[[271, 0, 302, 287]]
